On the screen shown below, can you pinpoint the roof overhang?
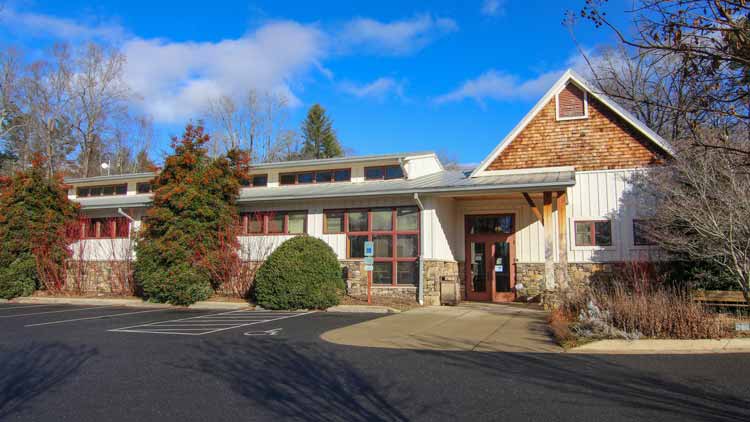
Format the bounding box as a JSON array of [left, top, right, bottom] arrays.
[[74, 195, 152, 210]]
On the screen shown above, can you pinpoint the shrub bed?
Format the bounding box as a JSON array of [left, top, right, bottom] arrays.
[[553, 282, 731, 346], [0, 255, 38, 299], [254, 236, 344, 310]]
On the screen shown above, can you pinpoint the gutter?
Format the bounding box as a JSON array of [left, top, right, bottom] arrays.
[[117, 208, 136, 241], [414, 193, 425, 306]]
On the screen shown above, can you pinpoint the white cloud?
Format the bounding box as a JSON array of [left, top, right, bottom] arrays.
[[122, 21, 326, 123], [339, 77, 405, 99], [0, 7, 126, 41], [481, 0, 505, 17], [435, 70, 563, 106], [340, 14, 458, 55]]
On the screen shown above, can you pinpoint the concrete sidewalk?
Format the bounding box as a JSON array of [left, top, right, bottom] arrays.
[[570, 338, 750, 354], [321, 302, 562, 353]]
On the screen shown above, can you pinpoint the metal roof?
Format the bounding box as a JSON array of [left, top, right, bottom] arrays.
[[236, 169, 575, 203], [65, 172, 155, 184], [247, 151, 436, 170], [75, 195, 153, 210], [72, 169, 575, 209]]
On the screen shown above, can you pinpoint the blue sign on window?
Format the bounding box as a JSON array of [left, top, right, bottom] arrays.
[[364, 241, 374, 257]]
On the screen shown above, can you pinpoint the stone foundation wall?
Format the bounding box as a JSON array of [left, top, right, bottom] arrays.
[[65, 260, 134, 294], [342, 259, 460, 305], [516, 262, 621, 297]]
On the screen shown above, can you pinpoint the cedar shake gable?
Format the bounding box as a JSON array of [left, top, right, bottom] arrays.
[[471, 70, 674, 176]]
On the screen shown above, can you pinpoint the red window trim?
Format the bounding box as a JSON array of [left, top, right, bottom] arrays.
[[325, 207, 420, 286], [238, 210, 308, 236], [243, 174, 268, 188], [279, 168, 351, 185], [364, 165, 404, 181], [574, 220, 612, 247], [79, 217, 130, 239]]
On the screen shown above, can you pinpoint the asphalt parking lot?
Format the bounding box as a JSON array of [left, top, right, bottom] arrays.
[[2, 302, 750, 422]]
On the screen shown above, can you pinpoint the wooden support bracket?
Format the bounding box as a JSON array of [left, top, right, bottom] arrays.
[[522, 192, 544, 225]]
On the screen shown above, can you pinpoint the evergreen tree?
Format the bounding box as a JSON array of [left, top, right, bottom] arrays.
[[0, 155, 78, 297], [134, 124, 248, 305], [300, 104, 342, 159]]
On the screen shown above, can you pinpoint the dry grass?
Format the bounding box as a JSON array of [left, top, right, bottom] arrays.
[[553, 281, 732, 343]]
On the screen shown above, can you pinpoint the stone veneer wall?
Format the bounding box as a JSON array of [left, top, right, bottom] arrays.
[[516, 262, 619, 298], [343, 259, 460, 305], [64, 260, 134, 294]]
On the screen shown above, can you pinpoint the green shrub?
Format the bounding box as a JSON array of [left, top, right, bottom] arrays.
[[0, 255, 38, 299], [254, 236, 344, 310], [135, 249, 213, 306]]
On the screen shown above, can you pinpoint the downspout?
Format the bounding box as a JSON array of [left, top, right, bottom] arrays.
[[117, 208, 135, 241], [413, 193, 425, 306]]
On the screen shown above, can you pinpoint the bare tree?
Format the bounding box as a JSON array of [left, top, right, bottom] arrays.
[[205, 89, 293, 162], [70, 43, 131, 177], [633, 139, 750, 303]]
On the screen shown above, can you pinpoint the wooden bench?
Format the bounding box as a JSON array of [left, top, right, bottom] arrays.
[[692, 290, 748, 308]]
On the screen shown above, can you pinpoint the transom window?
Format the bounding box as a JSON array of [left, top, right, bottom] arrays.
[[325, 207, 419, 286], [76, 184, 127, 197], [279, 169, 351, 185], [467, 215, 513, 234], [238, 211, 307, 235], [632, 219, 655, 246], [575, 220, 612, 246], [364, 165, 404, 180], [241, 174, 268, 188], [136, 182, 152, 194], [77, 217, 130, 239]]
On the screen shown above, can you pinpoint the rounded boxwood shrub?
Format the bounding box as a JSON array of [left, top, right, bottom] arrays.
[[254, 236, 344, 310], [0, 255, 38, 299]]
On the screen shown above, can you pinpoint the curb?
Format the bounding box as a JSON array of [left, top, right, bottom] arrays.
[[569, 338, 750, 354], [326, 305, 400, 314], [11, 296, 252, 311]]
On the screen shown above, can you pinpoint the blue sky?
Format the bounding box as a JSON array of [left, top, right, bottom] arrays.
[[0, 0, 634, 164]]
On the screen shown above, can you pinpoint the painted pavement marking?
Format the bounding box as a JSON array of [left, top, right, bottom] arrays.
[[25, 308, 169, 327], [109, 309, 314, 336], [0, 304, 60, 312], [0, 306, 103, 319]]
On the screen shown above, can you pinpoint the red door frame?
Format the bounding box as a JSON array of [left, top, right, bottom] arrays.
[[464, 214, 516, 303]]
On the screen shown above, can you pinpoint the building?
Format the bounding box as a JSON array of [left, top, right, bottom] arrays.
[[65, 70, 673, 305]]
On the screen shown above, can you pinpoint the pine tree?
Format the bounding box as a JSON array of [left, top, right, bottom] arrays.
[[133, 124, 248, 305], [0, 155, 78, 297], [300, 104, 343, 159]]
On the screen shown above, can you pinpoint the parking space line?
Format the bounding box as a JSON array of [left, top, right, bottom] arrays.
[[25, 309, 169, 327], [0, 306, 103, 319], [109, 310, 315, 336], [0, 304, 59, 312]]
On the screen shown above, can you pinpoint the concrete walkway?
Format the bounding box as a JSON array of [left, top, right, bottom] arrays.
[[12, 296, 252, 310], [321, 302, 562, 353], [570, 338, 750, 354]]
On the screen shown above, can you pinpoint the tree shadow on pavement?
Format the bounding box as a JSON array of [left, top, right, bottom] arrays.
[[430, 349, 750, 421], [0, 342, 97, 418], [179, 340, 416, 422]]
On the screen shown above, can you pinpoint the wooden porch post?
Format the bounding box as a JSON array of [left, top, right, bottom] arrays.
[[543, 192, 555, 291], [556, 190, 570, 289]]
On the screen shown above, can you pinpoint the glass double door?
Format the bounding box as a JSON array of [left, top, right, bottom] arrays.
[[465, 237, 515, 302]]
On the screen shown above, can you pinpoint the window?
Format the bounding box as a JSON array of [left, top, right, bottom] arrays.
[[238, 211, 308, 235], [633, 219, 655, 246], [324, 211, 345, 234], [76, 184, 128, 197], [575, 220, 612, 246], [364, 165, 404, 180], [335, 207, 420, 286], [136, 182, 152, 194], [279, 169, 351, 185], [467, 215, 513, 234], [81, 217, 130, 239], [241, 174, 268, 188]]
